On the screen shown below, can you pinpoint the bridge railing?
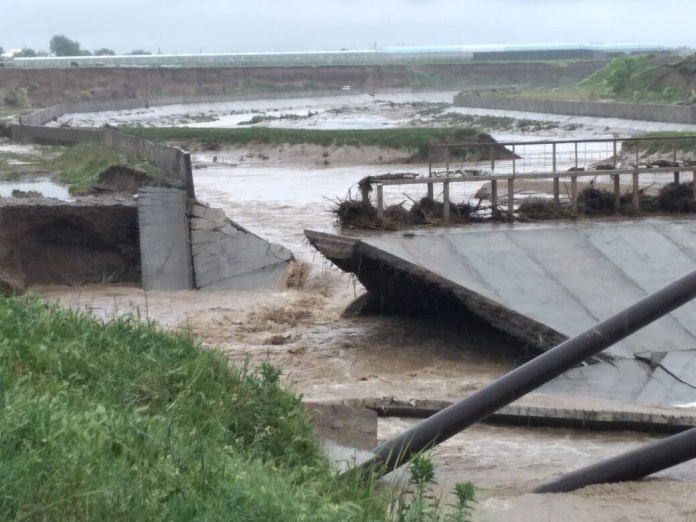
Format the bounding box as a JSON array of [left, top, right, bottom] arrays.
[[371, 136, 696, 223]]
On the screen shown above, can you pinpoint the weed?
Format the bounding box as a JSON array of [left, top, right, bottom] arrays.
[[391, 455, 476, 522]]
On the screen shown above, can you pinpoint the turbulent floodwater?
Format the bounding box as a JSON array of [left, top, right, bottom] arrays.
[[38, 92, 696, 521]]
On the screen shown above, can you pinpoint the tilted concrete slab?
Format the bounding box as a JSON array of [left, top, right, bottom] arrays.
[[190, 202, 293, 291], [306, 218, 696, 406]]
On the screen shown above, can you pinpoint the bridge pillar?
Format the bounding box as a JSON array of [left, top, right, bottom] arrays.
[[571, 176, 578, 212], [491, 180, 498, 214], [376, 184, 384, 221], [633, 171, 640, 211]]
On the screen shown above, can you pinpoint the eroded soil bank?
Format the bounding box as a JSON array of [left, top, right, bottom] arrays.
[[0, 197, 140, 294]]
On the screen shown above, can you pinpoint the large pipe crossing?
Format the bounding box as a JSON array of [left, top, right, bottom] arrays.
[[357, 269, 696, 478]]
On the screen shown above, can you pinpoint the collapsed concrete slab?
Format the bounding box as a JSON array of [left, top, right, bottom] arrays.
[[306, 219, 696, 406], [190, 201, 293, 291]]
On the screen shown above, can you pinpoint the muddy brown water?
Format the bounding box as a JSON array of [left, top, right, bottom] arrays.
[[37, 162, 696, 521]]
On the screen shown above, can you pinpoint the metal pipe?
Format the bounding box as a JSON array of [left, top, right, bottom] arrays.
[[357, 269, 696, 478], [534, 426, 696, 493]]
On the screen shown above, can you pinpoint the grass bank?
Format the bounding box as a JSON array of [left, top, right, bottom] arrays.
[[48, 143, 172, 195], [622, 132, 696, 155], [0, 296, 396, 520], [126, 127, 481, 160], [510, 53, 694, 104]]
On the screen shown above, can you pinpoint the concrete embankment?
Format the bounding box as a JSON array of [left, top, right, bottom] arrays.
[[454, 93, 696, 125], [1, 60, 605, 110], [6, 117, 293, 293]]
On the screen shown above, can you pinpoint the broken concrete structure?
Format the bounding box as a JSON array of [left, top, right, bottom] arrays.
[[138, 188, 194, 291], [306, 219, 696, 407], [190, 201, 293, 291]]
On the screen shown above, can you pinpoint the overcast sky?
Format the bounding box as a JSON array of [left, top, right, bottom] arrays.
[[2, 0, 694, 55]]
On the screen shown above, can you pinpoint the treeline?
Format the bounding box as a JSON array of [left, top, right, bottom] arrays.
[[0, 35, 153, 58]]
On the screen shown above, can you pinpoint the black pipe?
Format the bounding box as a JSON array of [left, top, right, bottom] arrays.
[[534, 426, 696, 493], [357, 269, 696, 478]]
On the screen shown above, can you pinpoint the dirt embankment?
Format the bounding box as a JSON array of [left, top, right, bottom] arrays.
[[0, 61, 606, 109], [0, 198, 140, 295]]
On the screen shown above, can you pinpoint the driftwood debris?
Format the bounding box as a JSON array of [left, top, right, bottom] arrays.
[[358, 173, 418, 203]]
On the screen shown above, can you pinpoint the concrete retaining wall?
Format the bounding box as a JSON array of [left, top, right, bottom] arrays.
[[189, 201, 293, 291], [9, 125, 102, 145], [103, 128, 193, 197], [8, 125, 194, 197], [138, 187, 194, 291], [453, 93, 696, 124], [19, 90, 359, 126], [19, 99, 146, 126]]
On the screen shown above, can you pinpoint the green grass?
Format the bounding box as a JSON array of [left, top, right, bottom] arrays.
[[125, 127, 481, 160], [502, 53, 693, 104], [0, 296, 394, 521], [622, 132, 696, 154], [47, 143, 173, 195]]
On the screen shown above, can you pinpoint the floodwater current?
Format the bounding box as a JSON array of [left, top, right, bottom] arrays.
[[39, 92, 696, 521]]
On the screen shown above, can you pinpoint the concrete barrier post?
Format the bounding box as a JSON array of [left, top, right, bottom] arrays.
[[138, 187, 194, 291], [571, 176, 578, 212], [613, 175, 621, 211], [633, 171, 640, 211], [445, 147, 450, 177], [443, 181, 450, 224], [427, 156, 434, 201], [507, 178, 514, 218], [376, 184, 384, 221], [553, 177, 560, 204], [491, 179, 498, 213]]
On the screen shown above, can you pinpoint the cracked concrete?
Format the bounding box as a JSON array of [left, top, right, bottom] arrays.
[[306, 218, 696, 407]]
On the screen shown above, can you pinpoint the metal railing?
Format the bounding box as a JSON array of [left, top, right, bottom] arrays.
[[372, 136, 696, 222]]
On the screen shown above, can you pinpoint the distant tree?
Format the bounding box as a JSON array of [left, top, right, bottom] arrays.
[[15, 48, 38, 58], [94, 48, 115, 56], [49, 34, 82, 56], [128, 49, 151, 55]]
